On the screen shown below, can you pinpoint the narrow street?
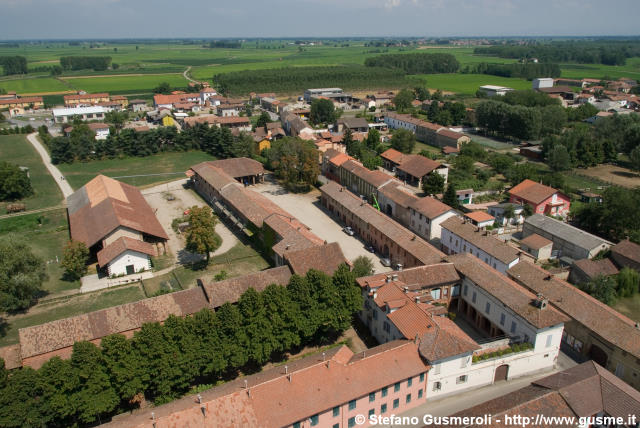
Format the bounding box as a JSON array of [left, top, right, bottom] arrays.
[[26, 132, 74, 199]]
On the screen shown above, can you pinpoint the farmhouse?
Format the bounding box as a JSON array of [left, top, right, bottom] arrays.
[[87, 122, 110, 140], [66, 175, 168, 277], [384, 112, 470, 150], [182, 114, 251, 132], [280, 111, 313, 137], [395, 154, 448, 188], [523, 214, 611, 260], [335, 117, 369, 133], [508, 179, 570, 216], [610, 239, 640, 271], [0, 96, 44, 117], [569, 258, 619, 285], [63, 92, 110, 107], [518, 233, 553, 261]]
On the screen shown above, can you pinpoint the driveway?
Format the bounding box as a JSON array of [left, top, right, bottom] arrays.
[[142, 179, 238, 264], [26, 132, 74, 199], [253, 179, 386, 273]]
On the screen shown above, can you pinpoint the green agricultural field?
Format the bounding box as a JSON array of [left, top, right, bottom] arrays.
[[0, 77, 70, 94], [57, 150, 215, 190], [0, 209, 78, 296], [0, 284, 146, 347], [0, 134, 63, 212], [59, 73, 189, 94], [557, 57, 640, 80], [413, 73, 533, 94]]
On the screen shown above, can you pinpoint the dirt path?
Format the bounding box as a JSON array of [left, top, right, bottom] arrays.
[[60, 72, 183, 79], [26, 132, 74, 199], [576, 165, 640, 189]]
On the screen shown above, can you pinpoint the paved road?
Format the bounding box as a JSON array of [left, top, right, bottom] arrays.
[[26, 132, 74, 198]]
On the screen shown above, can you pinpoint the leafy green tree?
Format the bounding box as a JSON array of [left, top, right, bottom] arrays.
[[390, 129, 415, 154], [522, 204, 534, 217], [503, 204, 515, 222], [61, 240, 89, 280], [540, 105, 567, 136], [101, 334, 146, 405], [505, 163, 539, 185], [361, 149, 382, 170], [393, 89, 415, 111], [185, 206, 220, 264], [38, 357, 79, 426], [352, 256, 374, 278], [104, 110, 129, 134], [453, 155, 474, 176], [153, 82, 172, 94], [365, 128, 380, 150], [548, 144, 572, 172], [262, 284, 302, 354], [443, 183, 459, 208], [256, 111, 271, 129], [0, 161, 33, 201], [343, 128, 358, 157], [266, 137, 320, 190], [630, 145, 640, 174], [422, 171, 445, 196], [414, 86, 430, 101], [616, 267, 639, 298], [580, 275, 617, 305], [239, 287, 276, 365], [0, 366, 44, 427], [0, 235, 47, 312], [310, 98, 337, 125]]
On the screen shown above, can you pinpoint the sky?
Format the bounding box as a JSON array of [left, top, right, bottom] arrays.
[[0, 0, 639, 40]]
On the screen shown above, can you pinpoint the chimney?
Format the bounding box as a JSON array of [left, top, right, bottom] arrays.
[[244, 379, 248, 389], [636, 322, 640, 329], [403, 286, 409, 294], [373, 291, 378, 299], [284, 365, 288, 375], [386, 275, 392, 283], [392, 274, 399, 281], [415, 296, 420, 303], [322, 352, 326, 361], [197, 393, 202, 404], [411, 235, 416, 241]]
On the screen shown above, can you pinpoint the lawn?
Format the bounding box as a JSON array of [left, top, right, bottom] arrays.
[[412, 73, 533, 95], [613, 294, 640, 322], [0, 284, 146, 347], [0, 134, 63, 212], [57, 150, 215, 190], [0, 209, 79, 295]]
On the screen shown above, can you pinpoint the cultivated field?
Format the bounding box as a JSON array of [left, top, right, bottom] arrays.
[[574, 164, 640, 189]]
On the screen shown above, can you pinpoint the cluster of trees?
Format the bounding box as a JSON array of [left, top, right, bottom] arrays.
[[476, 100, 567, 140], [0, 56, 27, 75], [185, 206, 221, 264], [0, 266, 361, 427], [60, 56, 112, 71], [364, 52, 459, 74], [474, 41, 640, 66], [467, 62, 561, 80], [500, 89, 562, 107], [572, 186, 640, 244], [422, 100, 467, 126], [213, 65, 408, 95], [0, 235, 47, 313], [264, 137, 319, 192], [0, 125, 35, 135], [208, 40, 242, 48], [390, 128, 416, 154], [0, 162, 33, 201], [61, 241, 89, 281], [309, 98, 340, 125], [344, 128, 383, 170], [40, 123, 257, 165], [578, 268, 640, 305]]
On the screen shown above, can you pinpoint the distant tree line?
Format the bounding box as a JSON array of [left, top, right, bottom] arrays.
[[474, 41, 640, 66], [60, 56, 112, 71], [0, 267, 361, 427], [213, 65, 409, 95], [208, 40, 242, 48], [466, 62, 561, 80], [364, 52, 459, 74], [0, 56, 27, 75]]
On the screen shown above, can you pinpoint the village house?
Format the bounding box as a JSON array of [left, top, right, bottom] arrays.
[[378, 148, 448, 188], [335, 117, 370, 133], [508, 261, 640, 391], [464, 211, 495, 228], [182, 114, 251, 132], [610, 239, 640, 271], [216, 103, 243, 117], [441, 217, 521, 275], [508, 179, 571, 216], [518, 233, 553, 261], [487, 202, 526, 227], [523, 214, 612, 261], [87, 122, 110, 140], [0, 96, 44, 117], [338, 159, 394, 200], [63, 92, 110, 107], [569, 258, 619, 285], [281, 110, 313, 137], [128, 99, 147, 112], [430, 361, 640, 428], [384, 112, 470, 150], [321, 150, 354, 183]]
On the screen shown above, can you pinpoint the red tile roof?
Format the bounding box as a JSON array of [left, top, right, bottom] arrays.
[[519, 233, 553, 250], [419, 316, 480, 362], [396, 154, 443, 178], [64, 92, 109, 101], [380, 148, 405, 164], [442, 217, 520, 264], [465, 211, 494, 223], [611, 239, 640, 265], [284, 242, 350, 276], [572, 258, 619, 279], [508, 179, 558, 205], [409, 196, 454, 219], [96, 236, 156, 266], [153, 92, 200, 106], [206, 158, 264, 179], [66, 175, 168, 248], [0, 96, 43, 105]]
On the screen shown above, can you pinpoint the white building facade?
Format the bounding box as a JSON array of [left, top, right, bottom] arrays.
[[106, 249, 151, 276]]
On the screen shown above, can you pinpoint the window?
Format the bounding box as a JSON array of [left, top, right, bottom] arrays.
[[500, 313, 505, 326], [452, 285, 460, 297], [407, 377, 413, 387], [373, 310, 378, 320], [418, 389, 423, 399], [433, 381, 441, 391], [433, 364, 441, 375], [545, 334, 553, 348], [406, 394, 411, 404], [485, 302, 491, 314], [463, 244, 466, 251], [383, 322, 390, 333], [419, 373, 425, 382], [333, 406, 340, 417], [310, 415, 319, 426], [449, 236, 452, 243], [463, 285, 468, 296], [294, 423, 300, 428], [472, 291, 477, 303], [394, 382, 400, 392], [369, 409, 375, 418], [510, 321, 517, 334], [348, 417, 356, 428], [493, 263, 496, 269], [349, 399, 356, 410], [333, 424, 339, 428], [574, 339, 583, 352], [382, 387, 388, 397], [369, 392, 375, 402], [381, 403, 387, 414], [393, 398, 399, 409], [616, 363, 625, 378], [431, 288, 441, 299], [456, 375, 468, 384]]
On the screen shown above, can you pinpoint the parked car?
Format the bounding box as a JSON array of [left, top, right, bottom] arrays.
[[380, 258, 391, 267], [343, 226, 354, 236], [365, 244, 375, 253]]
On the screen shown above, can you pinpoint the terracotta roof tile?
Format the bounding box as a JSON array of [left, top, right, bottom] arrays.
[[572, 258, 619, 279], [205, 158, 264, 179], [519, 233, 552, 250], [396, 154, 442, 178], [442, 217, 520, 264], [96, 236, 156, 266], [465, 211, 494, 223], [409, 196, 454, 219], [284, 242, 349, 276], [380, 148, 405, 163], [418, 316, 480, 362], [508, 179, 558, 205], [611, 239, 640, 265]]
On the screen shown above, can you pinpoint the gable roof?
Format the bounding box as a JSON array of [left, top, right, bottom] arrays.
[[508, 261, 640, 358], [396, 154, 442, 178], [524, 214, 612, 252], [465, 211, 494, 223], [357, 263, 460, 292], [508, 179, 558, 205], [205, 158, 264, 178], [201, 266, 292, 308], [66, 175, 168, 248], [418, 316, 480, 362], [380, 148, 405, 164], [96, 236, 156, 266], [284, 242, 349, 276], [337, 117, 369, 129], [18, 287, 209, 360], [442, 217, 520, 264], [572, 258, 619, 280], [449, 254, 569, 330], [611, 239, 640, 265], [519, 233, 553, 250], [409, 196, 454, 220]]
